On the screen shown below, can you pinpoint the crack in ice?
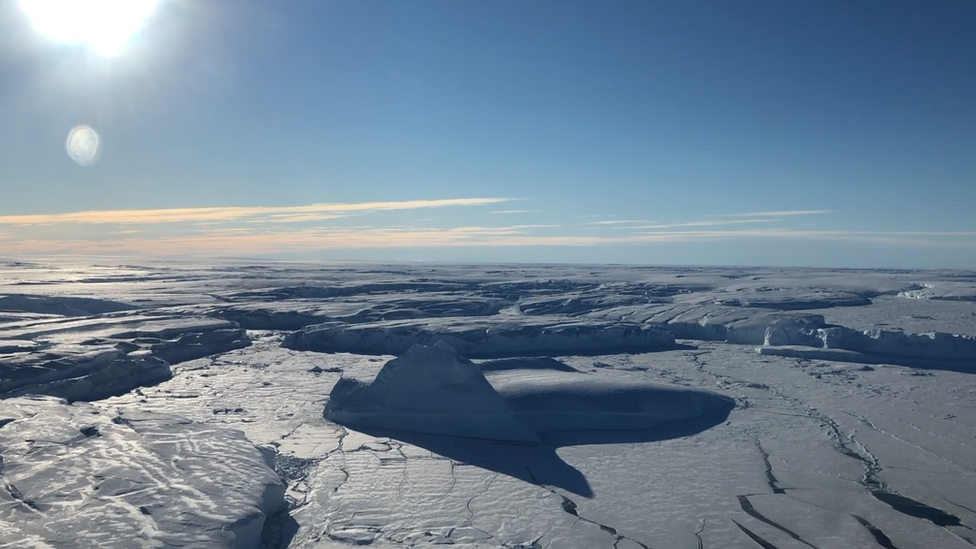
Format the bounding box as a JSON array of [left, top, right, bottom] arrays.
[[735, 495, 817, 548], [693, 517, 706, 549], [525, 466, 652, 549]]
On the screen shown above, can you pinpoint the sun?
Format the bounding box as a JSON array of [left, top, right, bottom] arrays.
[[20, 0, 160, 57]]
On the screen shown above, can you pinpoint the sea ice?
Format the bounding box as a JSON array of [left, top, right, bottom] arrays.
[[0, 395, 285, 549], [284, 317, 676, 357], [2, 260, 975, 548]]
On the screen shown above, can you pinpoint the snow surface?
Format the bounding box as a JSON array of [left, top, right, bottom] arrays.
[[486, 368, 734, 435], [1, 260, 975, 548], [0, 312, 249, 401], [0, 395, 285, 549]]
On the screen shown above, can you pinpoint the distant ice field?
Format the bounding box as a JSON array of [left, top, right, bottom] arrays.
[[1, 260, 974, 548]]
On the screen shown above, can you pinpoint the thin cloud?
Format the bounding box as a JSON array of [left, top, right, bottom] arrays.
[[587, 220, 656, 225], [445, 224, 558, 234], [247, 213, 355, 224], [621, 218, 777, 230], [4, 227, 975, 258], [0, 198, 511, 226], [490, 209, 537, 215], [716, 210, 832, 218], [195, 227, 258, 236]]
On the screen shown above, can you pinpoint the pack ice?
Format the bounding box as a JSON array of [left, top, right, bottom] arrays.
[[0, 396, 285, 549], [1, 261, 975, 549]]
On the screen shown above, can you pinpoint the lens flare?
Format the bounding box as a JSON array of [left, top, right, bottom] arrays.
[[20, 0, 160, 57], [67, 126, 101, 166]]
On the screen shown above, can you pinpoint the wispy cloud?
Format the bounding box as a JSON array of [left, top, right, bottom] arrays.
[[191, 227, 259, 236], [622, 218, 777, 230], [1, 200, 971, 260], [715, 210, 832, 218], [4, 227, 975, 258], [444, 225, 558, 234], [587, 220, 656, 225], [246, 213, 355, 224], [0, 198, 511, 226], [490, 209, 537, 215]]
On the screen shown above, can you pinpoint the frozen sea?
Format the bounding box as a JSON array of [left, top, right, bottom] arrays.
[[1, 260, 975, 549]]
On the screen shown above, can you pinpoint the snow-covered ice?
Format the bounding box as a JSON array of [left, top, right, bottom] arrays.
[[1, 260, 975, 548], [486, 368, 734, 435], [283, 317, 676, 357], [0, 395, 284, 549]]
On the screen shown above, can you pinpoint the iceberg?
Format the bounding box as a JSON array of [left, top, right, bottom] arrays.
[[324, 342, 735, 442]]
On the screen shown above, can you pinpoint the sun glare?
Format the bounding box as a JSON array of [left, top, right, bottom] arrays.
[[20, 0, 160, 57], [67, 125, 101, 166]]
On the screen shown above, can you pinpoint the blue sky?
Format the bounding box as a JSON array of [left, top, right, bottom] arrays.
[[1, 0, 974, 268]]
